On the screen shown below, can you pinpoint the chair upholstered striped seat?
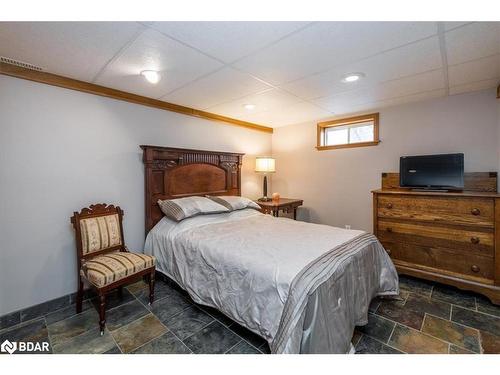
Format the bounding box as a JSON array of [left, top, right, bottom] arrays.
[[81, 252, 156, 288]]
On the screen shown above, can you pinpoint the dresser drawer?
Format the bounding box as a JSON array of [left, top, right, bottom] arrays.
[[381, 241, 494, 281], [377, 219, 494, 256], [377, 195, 494, 227]]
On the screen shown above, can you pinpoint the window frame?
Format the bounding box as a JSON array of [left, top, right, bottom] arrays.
[[316, 112, 380, 151]]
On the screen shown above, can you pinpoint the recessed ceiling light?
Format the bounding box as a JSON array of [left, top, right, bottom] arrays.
[[243, 104, 256, 110], [341, 73, 365, 83], [141, 70, 161, 84]]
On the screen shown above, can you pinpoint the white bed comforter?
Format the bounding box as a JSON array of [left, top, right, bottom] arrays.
[[144, 209, 398, 353]]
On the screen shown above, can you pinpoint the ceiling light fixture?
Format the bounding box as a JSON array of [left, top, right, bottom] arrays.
[[141, 70, 161, 84], [243, 104, 256, 110], [342, 73, 365, 83]]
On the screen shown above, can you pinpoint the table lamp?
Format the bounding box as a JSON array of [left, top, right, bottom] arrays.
[[255, 157, 275, 202]]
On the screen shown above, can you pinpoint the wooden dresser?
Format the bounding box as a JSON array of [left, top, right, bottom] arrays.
[[372, 172, 500, 304]]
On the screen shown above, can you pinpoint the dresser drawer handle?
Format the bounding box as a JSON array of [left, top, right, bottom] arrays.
[[471, 208, 480, 216], [386, 203, 393, 209], [386, 227, 393, 233], [471, 265, 480, 273], [470, 237, 480, 245]]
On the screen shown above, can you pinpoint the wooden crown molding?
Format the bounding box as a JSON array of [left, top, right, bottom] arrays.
[[0, 62, 273, 134]]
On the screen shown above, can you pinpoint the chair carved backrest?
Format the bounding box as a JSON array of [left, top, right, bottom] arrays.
[[70, 204, 126, 268]]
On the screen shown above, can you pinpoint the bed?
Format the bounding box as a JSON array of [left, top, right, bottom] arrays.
[[141, 145, 399, 354]]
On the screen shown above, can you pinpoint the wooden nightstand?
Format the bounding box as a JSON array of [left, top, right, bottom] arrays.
[[255, 198, 303, 220]]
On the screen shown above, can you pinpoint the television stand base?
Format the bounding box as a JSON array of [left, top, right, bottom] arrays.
[[410, 188, 449, 193]]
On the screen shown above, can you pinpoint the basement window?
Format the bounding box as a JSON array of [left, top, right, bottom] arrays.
[[316, 113, 380, 150]]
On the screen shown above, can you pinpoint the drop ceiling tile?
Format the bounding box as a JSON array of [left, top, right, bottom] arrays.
[[150, 21, 310, 63], [445, 22, 500, 65], [282, 36, 442, 100], [234, 22, 437, 85], [313, 69, 445, 112], [161, 67, 272, 109], [368, 88, 447, 108], [443, 22, 473, 31], [337, 89, 447, 116], [361, 69, 444, 104], [448, 54, 500, 86], [248, 101, 333, 127], [449, 78, 499, 95], [95, 28, 223, 98], [206, 88, 302, 119], [0, 22, 144, 81]]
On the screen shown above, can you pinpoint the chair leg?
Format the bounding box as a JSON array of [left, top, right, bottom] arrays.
[[76, 276, 84, 314], [148, 271, 155, 305], [98, 293, 106, 336]]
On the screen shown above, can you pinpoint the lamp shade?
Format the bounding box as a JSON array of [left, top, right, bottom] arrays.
[[255, 157, 276, 173]]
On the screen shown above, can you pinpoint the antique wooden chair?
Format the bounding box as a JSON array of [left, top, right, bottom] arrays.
[[71, 203, 156, 335]]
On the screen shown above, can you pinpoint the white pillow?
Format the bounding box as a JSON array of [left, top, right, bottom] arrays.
[[206, 196, 261, 211], [157, 196, 229, 221]]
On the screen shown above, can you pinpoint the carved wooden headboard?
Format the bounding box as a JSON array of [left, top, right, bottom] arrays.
[[141, 145, 244, 233]]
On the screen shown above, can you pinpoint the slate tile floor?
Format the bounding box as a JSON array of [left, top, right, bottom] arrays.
[[1, 275, 500, 354], [0, 278, 268, 354], [355, 275, 500, 354]]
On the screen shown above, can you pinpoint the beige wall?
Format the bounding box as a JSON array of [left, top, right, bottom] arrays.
[[272, 89, 499, 232], [0, 75, 272, 315]]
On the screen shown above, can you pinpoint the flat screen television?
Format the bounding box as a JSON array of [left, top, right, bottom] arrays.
[[399, 153, 464, 190]]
